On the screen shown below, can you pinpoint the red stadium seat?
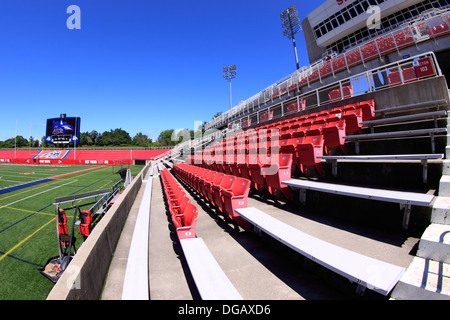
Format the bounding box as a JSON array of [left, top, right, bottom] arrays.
[[342, 106, 363, 134], [262, 154, 293, 200], [345, 49, 362, 67], [296, 134, 325, 176], [361, 41, 378, 61], [323, 117, 347, 155], [394, 28, 415, 48], [230, 155, 241, 177], [376, 35, 396, 55], [212, 175, 234, 212], [221, 177, 251, 229], [206, 172, 224, 205], [199, 170, 216, 198], [281, 136, 304, 165], [175, 203, 198, 240], [238, 155, 252, 182], [160, 168, 198, 240], [332, 56, 347, 73], [170, 195, 190, 221], [358, 100, 375, 122], [248, 154, 266, 191], [79, 210, 92, 239]]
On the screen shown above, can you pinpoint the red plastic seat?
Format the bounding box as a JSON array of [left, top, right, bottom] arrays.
[[212, 175, 234, 211], [394, 29, 414, 48], [79, 210, 93, 239], [238, 155, 252, 182], [361, 41, 378, 61], [345, 49, 362, 67], [262, 154, 293, 200], [193, 168, 208, 193], [230, 154, 240, 177], [296, 134, 325, 176], [221, 177, 251, 229], [206, 172, 224, 204], [332, 56, 346, 73], [175, 202, 198, 240], [358, 100, 375, 122], [170, 195, 190, 220], [342, 106, 363, 134], [248, 154, 265, 191], [323, 117, 347, 155], [199, 170, 216, 198]]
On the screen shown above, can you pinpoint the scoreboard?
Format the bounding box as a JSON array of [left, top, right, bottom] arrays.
[[45, 114, 81, 144]]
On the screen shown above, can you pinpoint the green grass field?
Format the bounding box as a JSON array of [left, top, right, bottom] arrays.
[[0, 163, 143, 300]]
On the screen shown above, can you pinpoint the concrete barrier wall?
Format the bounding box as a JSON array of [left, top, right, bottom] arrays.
[[46, 164, 150, 300]]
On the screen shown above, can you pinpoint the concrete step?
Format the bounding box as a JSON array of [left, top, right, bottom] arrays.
[[438, 175, 450, 197], [431, 196, 450, 224], [442, 160, 450, 175], [417, 223, 450, 263], [391, 256, 450, 300]]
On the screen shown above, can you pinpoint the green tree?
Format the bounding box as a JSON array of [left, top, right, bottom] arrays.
[[212, 111, 222, 119], [132, 132, 152, 147], [10, 136, 29, 147], [100, 128, 132, 146], [157, 129, 175, 146]]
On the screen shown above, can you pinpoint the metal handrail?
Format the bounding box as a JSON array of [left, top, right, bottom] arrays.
[[205, 8, 450, 131]]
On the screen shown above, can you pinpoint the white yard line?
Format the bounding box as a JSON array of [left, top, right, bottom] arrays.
[[0, 180, 78, 210]]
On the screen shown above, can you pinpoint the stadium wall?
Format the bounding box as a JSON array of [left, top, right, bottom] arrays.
[[0, 149, 171, 166], [46, 163, 150, 300]]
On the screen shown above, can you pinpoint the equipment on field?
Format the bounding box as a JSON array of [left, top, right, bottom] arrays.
[[39, 179, 123, 284]]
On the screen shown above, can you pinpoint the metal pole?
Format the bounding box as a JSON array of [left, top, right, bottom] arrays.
[[288, 13, 300, 70], [292, 36, 300, 70], [229, 79, 232, 110]]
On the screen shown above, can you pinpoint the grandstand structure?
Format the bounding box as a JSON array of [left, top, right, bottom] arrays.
[[47, 0, 450, 300]]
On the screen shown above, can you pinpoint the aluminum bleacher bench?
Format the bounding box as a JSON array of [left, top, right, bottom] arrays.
[[318, 153, 444, 183], [235, 207, 406, 296], [362, 110, 447, 133], [179, 237, 243, 300], [149, 164, 154, 176], [122, 171, 153, 300], [374, 99, 448, 117], [157, 162, 165, 171], [281, 178, 435, 229], [162, 159, 173, 168], [343, 127, 447, 154]]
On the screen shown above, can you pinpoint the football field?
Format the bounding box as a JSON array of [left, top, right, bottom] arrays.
[[0, 163, 143, 300]]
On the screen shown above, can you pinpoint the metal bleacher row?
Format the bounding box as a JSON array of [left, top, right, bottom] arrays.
[[150, 93, 449, 298], [187, 99, 446, 226], [158, 163, 244, 299], [109, 94, 449, 300]]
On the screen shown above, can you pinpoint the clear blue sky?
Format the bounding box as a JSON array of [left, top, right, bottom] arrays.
[[0, 0, 322, 142]]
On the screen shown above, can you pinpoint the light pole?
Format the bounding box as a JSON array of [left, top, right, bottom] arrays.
[[281, 5, 301, 70], [223, 65, 237, 110]]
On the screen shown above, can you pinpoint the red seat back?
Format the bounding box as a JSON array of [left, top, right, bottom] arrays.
[[230, 177, 251, 196]]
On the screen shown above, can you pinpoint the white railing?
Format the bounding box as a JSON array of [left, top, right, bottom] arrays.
[[205, 7, 450, 131], [233, 51, 441, 130]]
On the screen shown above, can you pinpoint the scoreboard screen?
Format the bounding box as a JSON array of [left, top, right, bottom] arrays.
[[45, 115, 81, 144]]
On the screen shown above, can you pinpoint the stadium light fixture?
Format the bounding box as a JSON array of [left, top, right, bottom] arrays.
[[223, 64, 237, 110], [281, 5, 301, 70]]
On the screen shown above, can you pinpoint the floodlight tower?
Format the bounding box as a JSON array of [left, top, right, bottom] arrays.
[[281, 5, 301, 70], [223, 65, 237, 110]]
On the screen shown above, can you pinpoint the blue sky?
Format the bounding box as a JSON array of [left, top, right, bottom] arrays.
[[0, 0, 322, 142]]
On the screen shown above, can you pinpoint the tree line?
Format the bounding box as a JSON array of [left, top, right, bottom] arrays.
[[0, 126, 204, 149]]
